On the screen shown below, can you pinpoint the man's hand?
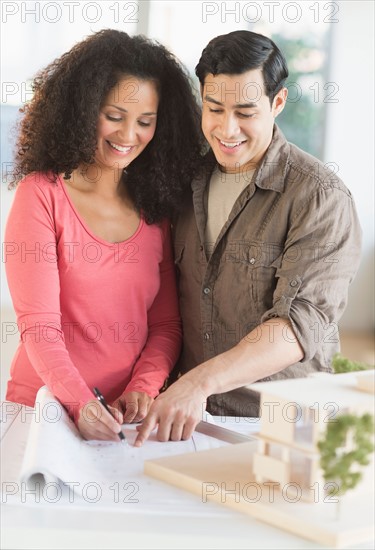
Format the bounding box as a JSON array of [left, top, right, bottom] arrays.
[[77, 399, 124, 441], [134, 378, 207, 447], [111, 391, 154, 423], [133, 319, 304, 447]]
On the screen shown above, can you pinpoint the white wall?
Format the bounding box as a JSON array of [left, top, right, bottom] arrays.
[[1, 1, 374, 333], [324, 0, 374, 331]]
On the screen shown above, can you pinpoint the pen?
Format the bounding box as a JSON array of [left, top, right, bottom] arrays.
[[93, 387, 126, 442]]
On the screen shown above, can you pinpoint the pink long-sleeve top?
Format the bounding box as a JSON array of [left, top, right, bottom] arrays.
[[4, 173, 182, 419]]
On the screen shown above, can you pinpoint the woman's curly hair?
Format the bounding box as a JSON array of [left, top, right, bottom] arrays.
[[12, 29, 205, 223]]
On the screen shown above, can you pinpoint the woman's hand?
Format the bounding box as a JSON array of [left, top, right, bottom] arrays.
[[111, 391, 154, 423], [77, 399, 124, 441]]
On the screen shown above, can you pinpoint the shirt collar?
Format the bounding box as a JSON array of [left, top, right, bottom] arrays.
[[253, 124, 290, 193], [193, 124, 290, 194]]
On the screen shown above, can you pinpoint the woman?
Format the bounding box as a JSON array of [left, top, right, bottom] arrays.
[[4, 29, 203, 441]]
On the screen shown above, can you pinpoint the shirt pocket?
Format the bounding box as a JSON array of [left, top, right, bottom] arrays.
[[236, 241, 283, 308]]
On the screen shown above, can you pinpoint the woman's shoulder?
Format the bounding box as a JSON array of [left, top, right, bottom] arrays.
[[18, 171, 61, 188], [16, 172, 63, 200], [157, 218, 172, 237], [140, 218, 173, 247]]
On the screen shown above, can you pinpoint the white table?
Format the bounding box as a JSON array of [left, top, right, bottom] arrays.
[[1, 402, 373, 550]]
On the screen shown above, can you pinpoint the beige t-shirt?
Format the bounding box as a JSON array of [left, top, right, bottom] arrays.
[[205, 166, 255, 256]]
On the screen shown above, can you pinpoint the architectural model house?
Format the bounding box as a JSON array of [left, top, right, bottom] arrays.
[[251, 370, 375, 502], [145, 369, 374, 547]]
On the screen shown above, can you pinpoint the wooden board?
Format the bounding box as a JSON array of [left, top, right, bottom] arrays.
[[144, 442, 374, 549]]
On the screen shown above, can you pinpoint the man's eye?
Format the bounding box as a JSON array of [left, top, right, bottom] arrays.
[[209, 108, 222, 113], [238, 113, 254, 118]]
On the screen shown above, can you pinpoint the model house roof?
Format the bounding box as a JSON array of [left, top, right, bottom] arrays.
[[248, 371, 374, 413]]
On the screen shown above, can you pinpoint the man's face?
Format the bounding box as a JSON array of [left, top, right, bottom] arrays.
[[201, 69, 287, 174]]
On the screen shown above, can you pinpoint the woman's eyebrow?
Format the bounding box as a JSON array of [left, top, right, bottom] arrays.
[[105, 104, 157, 116]]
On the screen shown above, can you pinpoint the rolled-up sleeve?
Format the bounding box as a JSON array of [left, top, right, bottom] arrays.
[[261, 185, 362, 361]]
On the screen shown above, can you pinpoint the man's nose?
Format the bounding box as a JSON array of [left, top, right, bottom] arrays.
[[220, 114, 240, 139]]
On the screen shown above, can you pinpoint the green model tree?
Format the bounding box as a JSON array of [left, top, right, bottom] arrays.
[[331, 353, 374, 374], [318, 413, 374, 518]]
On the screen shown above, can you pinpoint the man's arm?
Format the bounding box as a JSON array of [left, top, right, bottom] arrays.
[[135, 169, 361, 447], [135, 317, 303, 445]]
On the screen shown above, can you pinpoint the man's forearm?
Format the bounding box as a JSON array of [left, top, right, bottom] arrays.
[[135, 318, 304, 446], [183, 318, 304, 398]]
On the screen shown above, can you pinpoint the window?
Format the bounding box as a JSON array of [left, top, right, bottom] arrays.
[[147, 1, 333, 158]]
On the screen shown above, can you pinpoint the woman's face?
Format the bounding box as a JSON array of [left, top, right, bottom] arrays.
[[95, 76, 159, 172]]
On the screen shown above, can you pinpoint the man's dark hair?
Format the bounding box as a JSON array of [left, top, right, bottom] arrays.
[[195, 30, 288, 105]]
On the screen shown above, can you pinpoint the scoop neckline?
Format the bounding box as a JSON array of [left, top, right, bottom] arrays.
[[58, 174, 144, 247]]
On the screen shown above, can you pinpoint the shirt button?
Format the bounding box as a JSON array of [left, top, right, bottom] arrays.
[[249, 258, 255, 265], [203, 287, 211, 295], [290, 279, 298, 287], [203, 333, 210, 340]]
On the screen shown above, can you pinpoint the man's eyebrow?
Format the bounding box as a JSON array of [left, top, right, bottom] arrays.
[[107, 104, 157, 116], [204, 96, 258, 109]]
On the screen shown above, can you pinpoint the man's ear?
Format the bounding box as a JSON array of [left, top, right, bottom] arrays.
[[272, 87, 288, 117]]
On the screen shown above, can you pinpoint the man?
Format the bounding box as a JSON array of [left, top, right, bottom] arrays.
[[135, 30, 361, 446]]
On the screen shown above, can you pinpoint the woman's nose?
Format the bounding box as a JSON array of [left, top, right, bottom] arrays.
[[117, 122, 136, 144]]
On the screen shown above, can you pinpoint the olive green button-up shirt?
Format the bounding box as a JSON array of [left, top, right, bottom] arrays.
[[172, 125, 362, 416]]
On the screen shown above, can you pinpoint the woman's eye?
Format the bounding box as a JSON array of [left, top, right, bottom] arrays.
[[138, 121, 152, 127], [106, 114, 122, 122], [209, 108, 222, 113]]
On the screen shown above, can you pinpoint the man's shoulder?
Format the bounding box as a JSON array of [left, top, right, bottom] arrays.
[[286, 140, 349, 195], [257, 126, 351, 198]]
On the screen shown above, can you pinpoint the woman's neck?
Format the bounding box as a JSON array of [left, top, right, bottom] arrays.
[[70, 164, 126, 199]]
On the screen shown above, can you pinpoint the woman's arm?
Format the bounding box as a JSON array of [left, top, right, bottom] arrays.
[[114, 221, 182, 422], [5, 175, 122, 439]]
